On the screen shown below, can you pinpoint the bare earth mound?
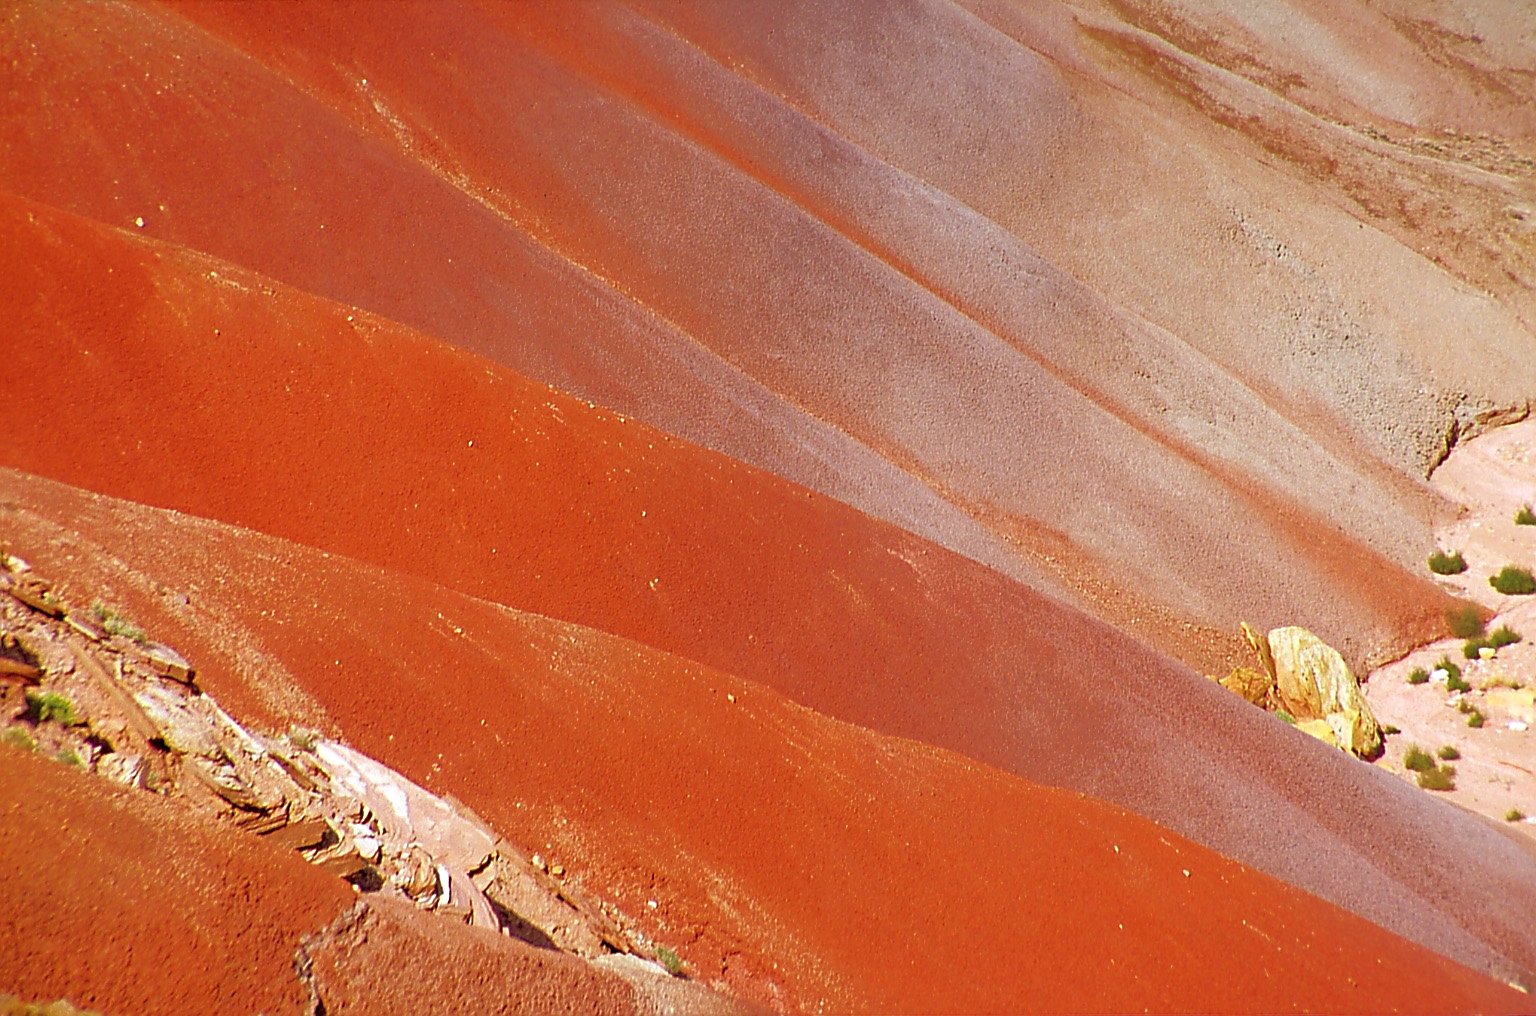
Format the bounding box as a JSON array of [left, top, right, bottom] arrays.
[[5, 0, 1532, 672], [0, 476, 1527, 1012], [1, 196, 1534, 987]]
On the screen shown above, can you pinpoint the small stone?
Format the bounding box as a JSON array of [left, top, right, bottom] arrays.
[[531, 853, 546, 871], [550, 864, 565, 878], [134, 216, 145, 228]]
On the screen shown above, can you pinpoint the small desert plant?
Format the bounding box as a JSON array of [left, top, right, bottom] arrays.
[[287, 726, 319, 752], [24, 690, 77, 726], [1488, 625, 1522, 649], [1447, 605, 1486, 639], [1462, 639, 1485, 659], [1508, 808, 1528, 823], [1436, 745, 1461, 761], [1467, 709, 1485, 728], [1436, 657, 1462, 682], [55, 747, 83, 768], [1417, 765, 1456, 791], [1489, 565, 1536, 595], [1382, 724, 1400, 735], [1403, 745, 1435, 772], [1406, 667, 1429, 685], [1447, 671, 1472, 694], [655, 945, 683, 977], [1516, 504, 1536, 526], [1, 726, 37, 752], [91, 602, 146, 644], [1428, 550, 1467, 575], [1274, 709, 1296, 725]]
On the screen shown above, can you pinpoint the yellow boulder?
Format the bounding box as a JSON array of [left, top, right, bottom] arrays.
[[1266, 626, 1382, 758]]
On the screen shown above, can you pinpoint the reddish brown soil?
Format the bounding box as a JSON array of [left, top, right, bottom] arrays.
[[2, 0, 1525, 677], [0, 744, 351, 1014], [3, 195, 1536, 989], [0, 487, 1528, 1013], [304, 898, 644, 1016], [0, 746, 735, 1015]]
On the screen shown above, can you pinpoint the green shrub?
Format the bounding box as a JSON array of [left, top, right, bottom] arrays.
[[24, 691, 77, 726], [655, 945, 683, 977], [1489, 565, 1536, 595], [1508, 808, 1528, 823], [1403, 745, 1435, 772], [1428, 550, 1467, 575], [1436, 745, 1461, 761], [1446, 605, 1486, 638], [55, 747, 83, 768], [1, 727, 37, 752], [91, 601, 146, 644], [1462, 639, 1485, 659], [1406, 667, 1429, 685], [1467, 709, 1485, 728], [1417, 765, 1456, 791], [1488, 625, 1522, 649], [1516, 504, 1536, 526], [1447, 672, 1472, 694], [1435, 657, 1461, 682]]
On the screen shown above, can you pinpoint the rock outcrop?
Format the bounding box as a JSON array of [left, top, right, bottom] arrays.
[[1216, 623, 1383, 758]]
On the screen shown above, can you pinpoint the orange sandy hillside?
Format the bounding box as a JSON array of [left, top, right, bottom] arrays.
[[4, 0, 1528, 676], [2, 195, 1535, 988], [0, 746, 705, 1016], [0, 473, 1528, 1014]]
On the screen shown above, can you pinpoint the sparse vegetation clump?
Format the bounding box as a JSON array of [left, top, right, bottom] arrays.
[[1467, 709, 1485, 729], [91, 601, 147, 644], [1446, 605, 1486, 639], [1, 727, 37, 752], [1436, 657, 1462, 683], [24, 690, 77, 726], [1516, 504, 1536, 526], [1509, 808, 1529, 823], [1275, 709, 1296, 725], [655, 945, 683, 977], [55, 747, 83, 768], [1488, 625, 1522, 649], [1436, 745, 1461, 761], [1446, 671, 1472, 694], [1464, 624, 1522, 659], [1417, 765, 1456, 791], [1403, 745, 1435, 772], [1428, 550, 1467, 575], [1489, 565, 1536, 596], [1406, 667, 1429, 685]]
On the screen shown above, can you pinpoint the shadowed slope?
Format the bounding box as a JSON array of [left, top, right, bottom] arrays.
[[0, 472, 1528, 1013], [2, 195, 1534, 984], [4, 0, 1530, 672]]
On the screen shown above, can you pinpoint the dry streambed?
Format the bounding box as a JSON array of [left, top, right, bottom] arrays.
[[1365, 416, 1536, 834]]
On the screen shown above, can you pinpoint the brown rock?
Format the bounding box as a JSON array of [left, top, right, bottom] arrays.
[[0, 657, 41, 684], [261, 817, 332, 852], [1216, 666, 1272, 706]]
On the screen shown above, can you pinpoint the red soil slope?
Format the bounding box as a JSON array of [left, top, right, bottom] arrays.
[[5, 0, 1531, 672], [0, 477, 1527, 1013], [1, 199, 1534, 986], [0, 748, 706, 1015]]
